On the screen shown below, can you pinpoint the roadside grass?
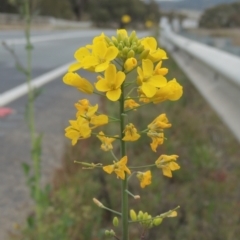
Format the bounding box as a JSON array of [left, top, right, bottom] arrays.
[[11, 55, 240, 240]]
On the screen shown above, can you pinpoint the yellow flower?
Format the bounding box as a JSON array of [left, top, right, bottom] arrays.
[[63, 72, 94, 94], [103, 156, 131, 180], [65, 117, 91, 145], [137, 171, 152, 188], [145, 20, 153, 28], [147, 131, 164, 152], [154, 61, 168, 76], [137, 59, 167, 97], [69, 42, 118, 73], [124, 98, 140, 110], [121, 15, 131, 24], [95, 64, 125, 101], [124, 57, 137, 72], [75, 99, 90, 113], [152, 79, 183, 104], [155, 155, 180, 177], [147, 114, 171, 152], [68, 47, 91, 72], [76, 103, 108, 128], [97, 131, 117, 151], [122, 123, 140, 141], [148, 113, 171, 131], [141, 37, 167, 62]]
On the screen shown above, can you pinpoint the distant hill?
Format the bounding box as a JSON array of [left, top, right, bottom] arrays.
[[159, 0, 239, 11]]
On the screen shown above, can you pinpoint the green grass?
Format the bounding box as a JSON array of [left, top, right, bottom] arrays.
[[11, 55, 240, 240]]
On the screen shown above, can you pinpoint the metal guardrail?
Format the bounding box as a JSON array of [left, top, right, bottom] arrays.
[[162, 28, 240, 89], [160, 27, 240, 142]]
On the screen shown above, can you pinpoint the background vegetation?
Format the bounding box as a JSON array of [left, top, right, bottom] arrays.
[[199, 2, 240, 28], [1, 0, 160, 27]]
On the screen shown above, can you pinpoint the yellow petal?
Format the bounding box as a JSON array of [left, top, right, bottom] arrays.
[[68, 62, 82, 72], [74, 47, 90, 61], [95, 61, 109, 72], [169, 162, 180, 171], [93, 42, 107, 58], [106, 89, 121, 101], [103, 165, 114, 174], [95, 79, 110, 92], [105, 46, 119, 61], [105, 64, 116, 81], [142, 59, 153, 77], [91, 115, 108, 127], [141, 82, 157, 97], [162, 167, 172, 178], [115, 71, 125, 88], [149, 75, 167, 88]]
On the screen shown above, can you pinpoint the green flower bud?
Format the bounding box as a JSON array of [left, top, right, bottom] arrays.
[[143, 212, 149, 220], [105, 36, 111, 44], [136, 44, 144, 54], [113, 217, 119, 227], [130, 209, 137, 221], [129, 31, 137, 42], [153, 217, 163, 226], [109, 229, 115, 236], [132, 45, 138, 52], [138, 211, 144, 220], [127, 50, 135, 58], [118, 43, 123, 50], [112, 37, 118, 46], [105, 230, 110, 236], [124, 38, 130, 47], [123, 47, 129, 55]]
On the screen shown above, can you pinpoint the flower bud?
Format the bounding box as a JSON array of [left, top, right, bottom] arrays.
[[124, 38, 130, 47], [105, 230, 110, 236], [138, 210, 144, 220], [112, 37, 118, 46], [153, 217, 163, 226], [137, 44, 144, 53], [123, 47, 129, 55], [109, 230, 115, 236], [124, 58, 137, 72], [113, 217, 119, 227], [130, 209, 137, 221], [127, 50, 135, 58], [92, 198, 104, 208], [129, 31, 137, 42]]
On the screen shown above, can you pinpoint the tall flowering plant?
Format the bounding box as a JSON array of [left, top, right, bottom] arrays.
[[63, 29, 183, 240]]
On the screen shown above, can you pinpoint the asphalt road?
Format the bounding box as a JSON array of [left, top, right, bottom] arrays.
[[0, 28, 149, 238]]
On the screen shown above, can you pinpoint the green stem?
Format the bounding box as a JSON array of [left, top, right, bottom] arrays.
[[24, 0, 41, 227], [120, 77, 129, 240]]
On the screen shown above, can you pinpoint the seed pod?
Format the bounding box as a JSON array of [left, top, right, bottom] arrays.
[[113, 217, 119, 227], [130, 209, 137, 221]]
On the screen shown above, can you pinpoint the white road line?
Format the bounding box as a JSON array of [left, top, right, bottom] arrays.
[[0, 62, 72, 107], [2, 30, 114, 46]]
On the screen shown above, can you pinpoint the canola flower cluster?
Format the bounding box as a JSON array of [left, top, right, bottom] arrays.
[[63, 29, 183, 236]]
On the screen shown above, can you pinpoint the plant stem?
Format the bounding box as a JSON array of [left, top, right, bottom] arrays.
[[120, 81, 129, 240], [24, 0, 41, 226]]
